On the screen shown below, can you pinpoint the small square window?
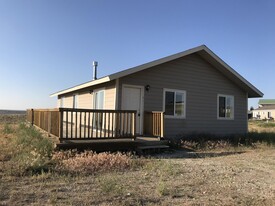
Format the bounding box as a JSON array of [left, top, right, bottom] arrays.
[[163, 89, 186, 118]]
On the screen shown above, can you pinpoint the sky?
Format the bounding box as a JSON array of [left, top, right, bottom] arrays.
[[0, 0, 274, 110]]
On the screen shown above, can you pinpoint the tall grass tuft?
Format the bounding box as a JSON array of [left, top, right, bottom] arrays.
[[9, 123, 54, 175]]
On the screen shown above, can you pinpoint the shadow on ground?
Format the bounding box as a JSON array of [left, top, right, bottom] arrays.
[[149, 148, 246, 159]]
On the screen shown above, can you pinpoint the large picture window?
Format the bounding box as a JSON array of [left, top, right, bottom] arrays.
[[163, 89, 186, 118], [218, 94, 234, 119]]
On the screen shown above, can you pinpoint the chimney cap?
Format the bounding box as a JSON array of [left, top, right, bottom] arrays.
[[93, 61, 98, 66]]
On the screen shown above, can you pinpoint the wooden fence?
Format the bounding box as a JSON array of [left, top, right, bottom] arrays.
[[26, 109, 60, 136], [144, 111, 164, 137], [27, 108, 137, 141]]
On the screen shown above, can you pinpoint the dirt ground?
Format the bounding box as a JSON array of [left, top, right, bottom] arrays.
[[1, 147, 274, 205], [0, 117, 275, 205]]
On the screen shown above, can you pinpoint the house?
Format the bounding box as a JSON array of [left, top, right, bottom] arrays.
[[252, 99, 275, 120], [51, 45, 263, 137]]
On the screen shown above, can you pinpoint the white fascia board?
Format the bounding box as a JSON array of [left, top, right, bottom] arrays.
[[50, 76, 110, 97]]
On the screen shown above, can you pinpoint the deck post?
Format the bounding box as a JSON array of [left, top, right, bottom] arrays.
[[133, 112, 136, 140], [59, 108, 64, 141], [160, 112, 164, 138]]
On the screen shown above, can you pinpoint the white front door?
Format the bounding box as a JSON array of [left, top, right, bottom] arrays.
[[122, 84, 144, 135]]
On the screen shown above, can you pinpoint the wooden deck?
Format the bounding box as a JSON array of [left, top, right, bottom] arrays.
[[27, 108, 168, 153], [56, 136, 169, 153]]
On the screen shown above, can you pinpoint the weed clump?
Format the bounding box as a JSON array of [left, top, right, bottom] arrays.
[[99, 175, 124, 195]]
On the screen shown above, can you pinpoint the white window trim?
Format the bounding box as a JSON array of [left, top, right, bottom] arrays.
[[93, 88, 105, 109], [163, 88, 186, 119], [217, 94, 234, 120]]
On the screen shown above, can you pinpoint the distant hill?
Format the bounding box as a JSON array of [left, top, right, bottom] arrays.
[[0, 110, 26, 115]]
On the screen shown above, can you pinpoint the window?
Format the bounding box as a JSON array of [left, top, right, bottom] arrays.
[[73, 94, 78, 109], [94, 90, 104, 109], [218, 94, 234, 119], [93, 90, 105, 129], [163, 89, 186, 118], [60, 97, 64, 108]]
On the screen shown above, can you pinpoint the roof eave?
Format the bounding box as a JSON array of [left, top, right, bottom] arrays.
[[50, 76, 111, 97]]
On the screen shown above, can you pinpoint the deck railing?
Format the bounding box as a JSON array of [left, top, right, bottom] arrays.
[[27, 108, 137, 141], [144, 111, 164, 137]]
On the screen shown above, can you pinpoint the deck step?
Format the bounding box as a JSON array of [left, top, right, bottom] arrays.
[[137, 145, 169, 150], [136, 145, 170, 154]]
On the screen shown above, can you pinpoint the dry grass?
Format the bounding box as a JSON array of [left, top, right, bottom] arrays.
[[53, 150, 134, 174], [1, 148, 274, 205], [0, 116, 275, 205], [249, 120, 275, 133]]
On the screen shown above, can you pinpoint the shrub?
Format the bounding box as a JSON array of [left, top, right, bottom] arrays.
[[179, 132, 275, 151], [247, 132, 275, 145], [9, 123, 54, 175], [53, 150, 133, 174]]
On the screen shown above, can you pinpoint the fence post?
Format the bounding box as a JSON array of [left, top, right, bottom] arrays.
[[48, 110, 51, 137], [31, 109, 34, 126]]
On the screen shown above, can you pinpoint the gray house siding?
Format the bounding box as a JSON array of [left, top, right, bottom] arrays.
[[118, 53, 248, 137]]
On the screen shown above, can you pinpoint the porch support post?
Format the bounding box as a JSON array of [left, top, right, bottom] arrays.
[[160, 112, 164, 138], [59, 108, 64, 141], [133, 111, 136, 140]]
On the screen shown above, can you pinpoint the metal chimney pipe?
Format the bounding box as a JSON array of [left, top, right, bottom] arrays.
[[93, 61, 98, 80]]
